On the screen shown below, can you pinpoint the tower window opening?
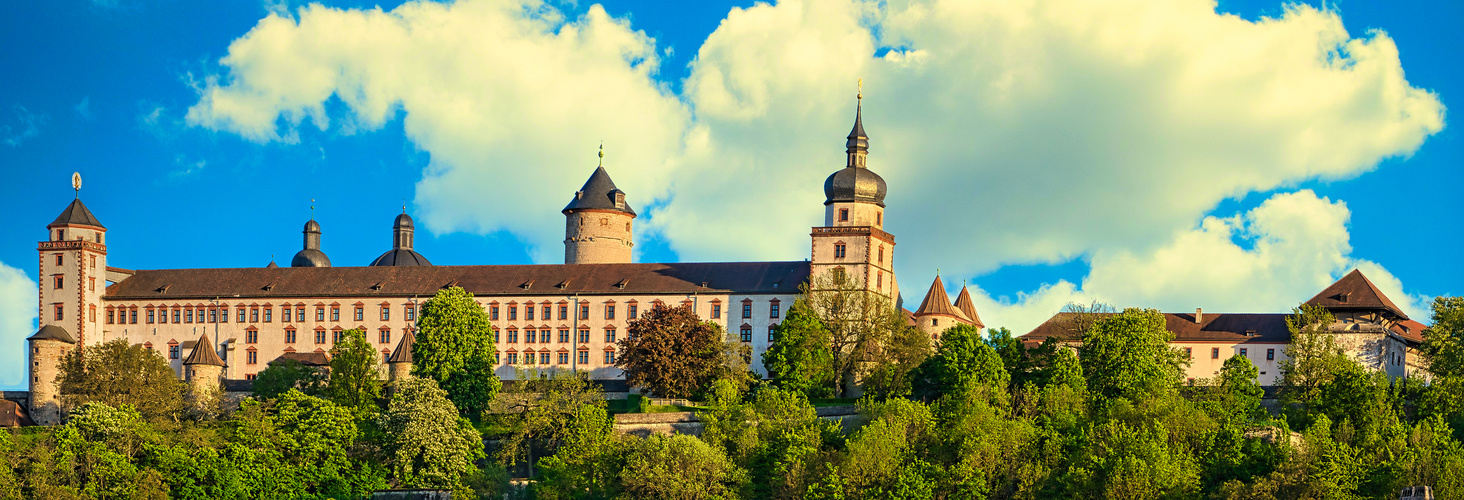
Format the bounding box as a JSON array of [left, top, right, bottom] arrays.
[[834, 244, 846, 258], [877, 212, 882, 225], [55, 254, 62, 266], [839, 208, 849, 222]]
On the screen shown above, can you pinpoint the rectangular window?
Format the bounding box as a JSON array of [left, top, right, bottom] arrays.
[[316, 308, 325, 322], [330, 307, 340, 322], [1239, 348, 1248, 357], [297, 309, 305, 322], [605, 351, 615, 364], [834, 244, 846, 258], [1267, 348, 1275, 361], [578, 330, 590, 343], [235, 308, 243, 323], [606, 305, 616, 320], [381, 330, 391, 344], [1211, 347, 1219, 359], [334, 330, 344, 343], [605, 329, 617, 342], [559, 305, 568, 320], [285, 330, 296, 344], [769, 326, 777, 342], [355, 307, 364, 321], [406, 306, 415, 321], [89, 277, 94, 291], [740, 327, 752, 342], [147, 309, 156, 324], [559, 329, 570, 343], [580, 305, 590, 320], [53, 276, 63, 290], [711, 304, 721, 319], [169, 345, 180, 359], [509, 305, 517, 321], [207, 309, 216, 323], [381, 306, 390, 321], [525, 306, 534, 321], [526, 352, 536, 365], [89, 306, 95, 323], [839, 208, 849, 221], [770, 303, 780, 318], [541, 329, 552, 343], [281, 307, 291, 322], [246, 330, 258, 343], [1185, 347, 1193, 359], [508, 330, 519, 343], [263, 309, 272, 323], [185, 309, 194, 323], [490, 306, 500, 321], [55, 254, 62, 266], [173, 309, 181, 323], [742, 304, 752, 319], [245, 373, 257, 381], [878, 247, 884, 264], [249, 308, 258, 323], [628, 304, 638, 319], [578, 351, 589, 364], [507, 353, 518, 364], [315, 330, 326, 344], [558, 352, 569, 364], [493, 329, 500, 343], [107, 309, 115, 324], [159, 309, 168, 324], [542, 305, 550, 321], [877, 272, 883, 289]]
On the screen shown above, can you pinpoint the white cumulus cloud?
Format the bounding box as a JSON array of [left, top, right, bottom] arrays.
[[0, 261, 38, 390]]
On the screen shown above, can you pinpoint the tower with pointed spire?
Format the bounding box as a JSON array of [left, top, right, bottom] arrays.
[[811, 87, 897, 299], [563, 145, 636, 264], [291, 213, 331, 267], [32, 175, 106, 423]]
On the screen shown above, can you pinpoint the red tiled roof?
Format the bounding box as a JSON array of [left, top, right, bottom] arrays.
[[953, 286, 984, 328], [103, 261, 810, 301], [914, 276, 966, 320], [0, 399, 34, 427], [387, 329, 415, 364], [1304, 269, 1409, 320], [1391, 319, 1428, 344], [182, 334, 225, 366], [1023, 312, 1291, 344]]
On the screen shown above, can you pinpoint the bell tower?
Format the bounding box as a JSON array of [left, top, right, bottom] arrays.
[[38, 173, 108, 348], [811, 88, 897, 299]]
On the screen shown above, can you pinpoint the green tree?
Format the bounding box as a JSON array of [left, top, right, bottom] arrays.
[[491, 369, 605, 477], [535, 404, 624, 499], [1423, 296, 1464, 379], [862, 319, 933, 400], [619, 434, 745, 500], [802, 268, 904, 398], [413, 286, 502, 419], [56, 339, 186, 422], [1080, 308, 1186, 406], [1278, 304, 1350, 426], [378, 377, 485, 497], [616, 303, 723, 398], [251, 358, 325, 400], [327, 327, 383, 413], [763, 300, 837, 398], [912, 324, 1010, 407]]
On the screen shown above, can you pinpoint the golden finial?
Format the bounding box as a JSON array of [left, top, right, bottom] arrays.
[[857, 78, 862, 100], [598, 142, 604, 167], [71, 172, 82, 198]]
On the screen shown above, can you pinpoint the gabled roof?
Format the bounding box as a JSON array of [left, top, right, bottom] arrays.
[[49, 198, 105, 229], [269, 351, 330, 367], [562, 166, 636, 216], [182, 334, 225, 366], [954, 286, 984, 328], [1392, 319, 1428, 344], [1305, 269, 1409, 320], [388, 328, 416, 364], [914, 276, 967, 321], [28, 325, 76, 343], [1023, 312, 1292, 344]]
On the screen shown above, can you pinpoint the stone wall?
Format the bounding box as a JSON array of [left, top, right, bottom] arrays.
[[611, 405, 865, 438]]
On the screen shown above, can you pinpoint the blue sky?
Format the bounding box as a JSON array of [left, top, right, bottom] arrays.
[[1, 0, 1458, 388]]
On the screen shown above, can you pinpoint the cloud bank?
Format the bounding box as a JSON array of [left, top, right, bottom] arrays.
[[187, 0, 1444, 331], [0, 261, 38, 389]]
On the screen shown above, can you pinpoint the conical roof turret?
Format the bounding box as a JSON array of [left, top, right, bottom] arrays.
[[954, 286, 984, 328], [49, 198, 105, 229], [182, 334, 226, 366], [914, 275, 967, 321], [388, 328, 416, 364]]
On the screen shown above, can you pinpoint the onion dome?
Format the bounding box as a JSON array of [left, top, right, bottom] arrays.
[[371, 212, 432, 266], [823, 98, 887, 207], [291, 219, 331, 267]]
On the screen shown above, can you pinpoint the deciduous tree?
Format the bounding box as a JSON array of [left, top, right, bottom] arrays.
[[1080, 308, 1187, 406], [251, 357, 324, 400], [616, 303, 722, 398], [377, 377, 485, 497], [413, 286, 501, 419], [327, 327, 383, 413], [763, 300, 836, 398], [801, 268, 904, 398], [56, 339, 185, 422]]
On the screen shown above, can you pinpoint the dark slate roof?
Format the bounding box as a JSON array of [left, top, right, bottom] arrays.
[[1305, 269, 1409, 320], [846, 101, 868, 151], [182, 334, 226, 366], [954, 286, 984, 328], [388, 329, 416, 364], [395, 213, 414, 229], [292, 249, 331, 268], [562, 166, 636, 216], [222, 380, 255, 392], [50, 198, 105, 229], [914, 276, 967, 320], [1023, 312, 1292, 344], [371, 249, 432, 267], [269, 351, 331, 367], [823, 166, 888, 207], [104, 261, 810, 300], [28, 325, 76, 343]]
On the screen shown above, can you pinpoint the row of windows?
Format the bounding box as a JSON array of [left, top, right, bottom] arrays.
[[105, 304, 416, 325], [502, 351, 612, 365], [1184, 346, 1277, 361], [485, 299, 785, 322], [739, 325, 779, 343]]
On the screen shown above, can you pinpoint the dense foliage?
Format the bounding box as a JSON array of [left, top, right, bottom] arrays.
[[615, 303, 725, 398], [414, 286, 503, 419], [56, 339, 186, 421]]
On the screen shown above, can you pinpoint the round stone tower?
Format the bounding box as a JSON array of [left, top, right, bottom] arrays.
[[387, 327, 416, 382], [27, 325, 76, 425], [563, 146, 636, 264], [182, 333, 225, 404]]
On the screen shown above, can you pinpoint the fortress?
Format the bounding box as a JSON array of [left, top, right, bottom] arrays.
[[23, 97, 986, 425]]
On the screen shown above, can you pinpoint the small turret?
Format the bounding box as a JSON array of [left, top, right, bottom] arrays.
[[182, 333, 225, 396], [291, 218, 331, 267], [387, 328, 417, 382], [563, 145, 636, 264], [370, 211, 432, 266], [27, 325, 76, 425]]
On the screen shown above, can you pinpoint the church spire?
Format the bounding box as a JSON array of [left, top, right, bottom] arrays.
[[846, 79, 869, 168]]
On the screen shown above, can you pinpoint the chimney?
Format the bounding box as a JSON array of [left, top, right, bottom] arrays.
[[1195, 308, 1203, 324]]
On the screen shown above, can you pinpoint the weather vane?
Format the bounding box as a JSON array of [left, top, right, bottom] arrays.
[[598, 141, 604, 167], [857, 78, 862, 100], [71, 172, 82, 198]]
